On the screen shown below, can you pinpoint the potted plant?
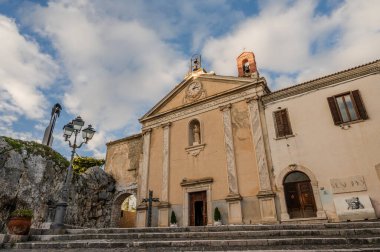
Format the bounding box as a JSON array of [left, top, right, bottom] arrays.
[[214, 207, 222, 226], [170, 211, 178, 227], [7, 209, 33, 235]]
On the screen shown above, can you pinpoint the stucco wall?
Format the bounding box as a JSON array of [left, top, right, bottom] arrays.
[[231, 101, 260, 197], [147, 127, 164, 199], [144, 97, 263, 225], [264, 73, 380, 220], [168, 108, 229, 203]]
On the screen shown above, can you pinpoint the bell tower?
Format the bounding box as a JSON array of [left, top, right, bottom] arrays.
[[237, 52, 258, 78]]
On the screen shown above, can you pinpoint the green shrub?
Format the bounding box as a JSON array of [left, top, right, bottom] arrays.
[[170, 211, 177, 224], [10, 209, 33, 218], [214, 207, 221, 221], [72, 156, 105, 174]]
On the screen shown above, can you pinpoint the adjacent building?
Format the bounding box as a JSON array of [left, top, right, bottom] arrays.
[[105, 53, 380, 227]]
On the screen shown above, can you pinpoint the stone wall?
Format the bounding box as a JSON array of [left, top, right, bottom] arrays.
[[0, 137, 117, 233], [104, 134, 141, 191]]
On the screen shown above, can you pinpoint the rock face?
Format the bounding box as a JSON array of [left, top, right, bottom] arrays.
[[0, 137, 116, 233]]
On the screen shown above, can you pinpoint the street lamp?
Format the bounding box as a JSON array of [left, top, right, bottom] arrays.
[[51, 116, 96, 229]]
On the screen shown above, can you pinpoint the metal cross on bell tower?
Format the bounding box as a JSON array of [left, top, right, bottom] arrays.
[[141, 190, 159, 227]]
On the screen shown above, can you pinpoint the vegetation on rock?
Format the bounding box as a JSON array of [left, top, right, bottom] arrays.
[[1, 136, 69, 167], [73, 156, 105, 174]]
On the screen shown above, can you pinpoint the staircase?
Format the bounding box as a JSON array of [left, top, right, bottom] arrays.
[[5, 221, 380, 251]]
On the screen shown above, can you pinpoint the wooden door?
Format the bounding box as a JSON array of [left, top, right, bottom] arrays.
[[189, 191, 207, 226], [298, 182, 317, 218], [284, 181, 316, 218]]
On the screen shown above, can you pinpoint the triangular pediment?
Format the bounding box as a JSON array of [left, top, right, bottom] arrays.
[[140, 72, 254, 121]]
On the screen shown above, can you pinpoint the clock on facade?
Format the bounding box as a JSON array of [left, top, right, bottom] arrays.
[[187, 81, 202, 97], [183, 81, 206, 104]]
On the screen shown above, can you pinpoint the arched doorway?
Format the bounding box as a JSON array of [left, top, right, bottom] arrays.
[[120, 195, 137, 228], [283, 171, 317, 219], [111, 191, 137, 228]]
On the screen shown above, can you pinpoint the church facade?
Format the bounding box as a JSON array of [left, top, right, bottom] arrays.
[[105, 53, 380, 227]]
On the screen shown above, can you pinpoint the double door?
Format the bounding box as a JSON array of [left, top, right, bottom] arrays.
[[284, 181, 317, 218]]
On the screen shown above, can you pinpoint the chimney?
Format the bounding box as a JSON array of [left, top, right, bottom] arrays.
[[236, 52, 258, 78]]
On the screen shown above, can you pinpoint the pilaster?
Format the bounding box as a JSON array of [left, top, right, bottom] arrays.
[[136, 128, 151, 227], [246, 96, 277, 222], [219, 104, 243, 224], [158, 122, 171, 227]]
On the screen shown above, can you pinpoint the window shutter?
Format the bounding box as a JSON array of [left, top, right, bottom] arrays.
[[352, 90, 368, 120], [327, 97, 342, 125], [274, 109, 292, 137], [281, 110, 292, 135], [274, 111, 284, 137]]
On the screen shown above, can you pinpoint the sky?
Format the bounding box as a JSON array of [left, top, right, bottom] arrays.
[[0, 0, 379, 159]]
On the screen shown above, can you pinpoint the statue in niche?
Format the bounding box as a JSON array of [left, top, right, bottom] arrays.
[[193, 124, 200, 145], [346, 197, 364, 210]]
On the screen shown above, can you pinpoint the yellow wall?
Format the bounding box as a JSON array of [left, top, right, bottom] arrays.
[[168, 108, 228, 204], [147, 127, 164, 199], [146, 100, 261, 205]]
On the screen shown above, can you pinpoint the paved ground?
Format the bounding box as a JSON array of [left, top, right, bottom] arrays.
[[4, 249, 380, 252]]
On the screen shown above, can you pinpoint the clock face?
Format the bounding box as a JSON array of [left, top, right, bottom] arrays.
[[187, 81, 202, 96]]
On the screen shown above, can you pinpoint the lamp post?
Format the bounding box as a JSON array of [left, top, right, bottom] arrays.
[[51, 116, 96, 229]]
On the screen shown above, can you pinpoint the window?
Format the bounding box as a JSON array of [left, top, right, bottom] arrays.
[[273, 109, 293, 138], [327, 90, 368, 125]]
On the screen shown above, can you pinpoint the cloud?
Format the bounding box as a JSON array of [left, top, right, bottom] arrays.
[[24, 0, 191, 155], [202, 0, 380, 89], [5, 0, 378, 158], [0, 15, 58, 118], [0, 14, 58, 139]]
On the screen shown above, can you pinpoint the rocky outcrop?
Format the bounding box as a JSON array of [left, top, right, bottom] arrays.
[[0, 137, 116, 233], [65, 166, 115, 228]]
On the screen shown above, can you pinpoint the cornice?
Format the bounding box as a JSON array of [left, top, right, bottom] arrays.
[[140, 80, 267, 129], [262, 60, 380, 104], [180, 177, 213, 187], [140, 75, 269, 121], [106, 133, 142, 146]]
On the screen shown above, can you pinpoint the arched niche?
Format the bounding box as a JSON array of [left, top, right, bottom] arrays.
[[188, 119, 202, 146]]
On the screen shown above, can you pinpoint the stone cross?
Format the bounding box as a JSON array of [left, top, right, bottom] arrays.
[[142, 190, 159, 227]]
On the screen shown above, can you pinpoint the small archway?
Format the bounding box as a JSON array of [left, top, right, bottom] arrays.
[[120, 195, 137, 228], [111, 191, 137, 227], [242, 59, 250, 74], [283, 171, 316, 219]]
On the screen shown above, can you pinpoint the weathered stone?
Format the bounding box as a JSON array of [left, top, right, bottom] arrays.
[[0, 137, 117, 232]]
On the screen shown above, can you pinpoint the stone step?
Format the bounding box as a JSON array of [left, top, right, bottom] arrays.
[[30, 221, 380, 235], [11, 237, 380, 250], [29, 228, 380, 242]]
